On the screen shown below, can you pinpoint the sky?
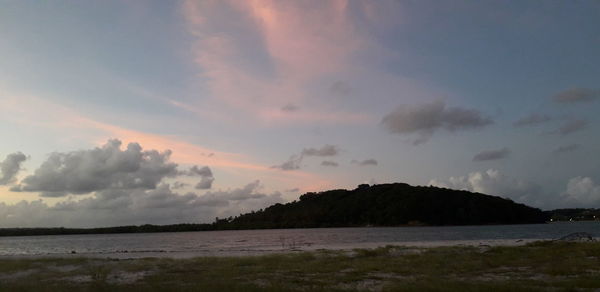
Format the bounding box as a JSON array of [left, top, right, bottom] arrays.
[[0, 0, 599, 227]]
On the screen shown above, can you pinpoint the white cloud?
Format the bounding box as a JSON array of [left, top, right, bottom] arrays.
[[431, 171, 600, 209], [11, 139, 218, 196], [429, 169, 542, 206], [0, 180, 284, 228], [561, 177, 600, 206], [12, 140, 178, 196]]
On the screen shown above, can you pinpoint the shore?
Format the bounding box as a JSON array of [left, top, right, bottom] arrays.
[[1, 240, 599, 291], [0, 238, 544, 259]]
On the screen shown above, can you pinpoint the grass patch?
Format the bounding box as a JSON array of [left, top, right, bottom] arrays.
[[1, 241, 600, 291]]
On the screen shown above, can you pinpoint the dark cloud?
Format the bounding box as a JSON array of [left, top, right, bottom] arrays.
[[381, 100, 493, 145], [513, 113, 553, 127], [272, 155, 302, 170], [553, 144, 581, 154], [321, 160, 339, 167], [184, 166, 215, 190], [196, 176, 215, 190], [330, 80, 351, 96], [185, 165, 212, 177], [273, 145, 340, 170], [553, 88, 599, 104], [547, 119, 588, 136], [0, 152, 27, 185], [301, 145, 340, 157], [352, 159, 378, 166], [281, 103, 299, 112], [285, 188, 300, 193], [473, 148, 510, 162], [12, 139, 178, 196], [171, 181, 188, 189]]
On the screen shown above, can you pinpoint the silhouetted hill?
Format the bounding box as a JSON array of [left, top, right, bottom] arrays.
[[0, 183, 549, 236], [213, 183, 548, 229]]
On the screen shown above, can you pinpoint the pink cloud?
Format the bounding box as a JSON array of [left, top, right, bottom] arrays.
[[242, 0, 361, 79], [181, 0, 369, 125]]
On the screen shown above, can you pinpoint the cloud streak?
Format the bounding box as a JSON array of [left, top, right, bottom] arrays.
[[321, 161, 339, 167], [513, 113, 553, 127], [553, 88, 599, 104], [301, 145, 340, 157], [553, 144, 580, 154], [181, 0, 370, 125], [473, 148, 510, 162], [273, 145, 340, 170], [546, 119, 588, 136], [351, 159, 378, 166], [281, 104, 299, 112]]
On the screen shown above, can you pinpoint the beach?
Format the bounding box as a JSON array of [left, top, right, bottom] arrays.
[[0, 238, 542, 260], [1, 240, 599, 291]]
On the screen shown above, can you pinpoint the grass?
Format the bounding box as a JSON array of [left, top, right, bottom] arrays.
[[1, 241, 600, 291]]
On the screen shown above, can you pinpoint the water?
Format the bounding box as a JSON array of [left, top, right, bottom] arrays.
[[0, 222, 598, 257]]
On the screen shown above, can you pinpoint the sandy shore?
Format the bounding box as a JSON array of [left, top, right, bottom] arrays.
[[0, 238, 548, 259]]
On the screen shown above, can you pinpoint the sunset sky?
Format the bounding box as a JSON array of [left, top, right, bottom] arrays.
[[1, 1, 599, 227]]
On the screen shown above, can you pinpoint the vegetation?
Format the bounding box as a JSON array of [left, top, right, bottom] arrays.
[[2, 241, 600, 291], [0, 223, 213, 237], [546, 208, 600, 222], [215, 183, 548, 229], [0, 183, 550, 237]]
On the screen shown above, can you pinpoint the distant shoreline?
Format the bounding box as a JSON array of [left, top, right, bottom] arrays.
[[3, 219, 599, 238], [0, 222, 553, 237]]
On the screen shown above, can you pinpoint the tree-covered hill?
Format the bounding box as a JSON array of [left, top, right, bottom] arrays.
[[214, 183, 548, 229]]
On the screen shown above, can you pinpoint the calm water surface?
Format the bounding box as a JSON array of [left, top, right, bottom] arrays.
[[0, 222, 598, 257]]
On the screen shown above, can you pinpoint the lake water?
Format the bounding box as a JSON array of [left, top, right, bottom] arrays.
[[0, 222, 598, 258]]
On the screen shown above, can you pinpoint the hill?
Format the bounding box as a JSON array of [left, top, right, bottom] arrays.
[[213, 183, 548, 229]]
